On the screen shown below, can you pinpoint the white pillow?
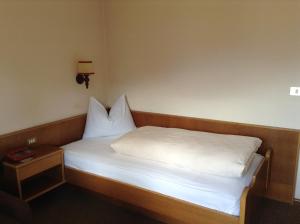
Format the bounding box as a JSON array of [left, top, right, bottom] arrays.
[[83, 95, 136, 138], [111, 126, 262, 177]]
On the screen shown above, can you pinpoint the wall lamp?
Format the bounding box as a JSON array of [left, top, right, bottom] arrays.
[[76, 61, 95, 89]]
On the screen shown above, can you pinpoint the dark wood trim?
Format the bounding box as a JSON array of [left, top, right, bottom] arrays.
[[78, 61, 92, 63]]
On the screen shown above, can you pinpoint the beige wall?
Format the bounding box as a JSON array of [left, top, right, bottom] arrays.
[[104, 0, 300, 198], [0, 0, 106, 135], [1, 0, 300, 199]]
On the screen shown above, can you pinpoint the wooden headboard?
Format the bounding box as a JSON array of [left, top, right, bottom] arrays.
[[0, 111, 299, 204]]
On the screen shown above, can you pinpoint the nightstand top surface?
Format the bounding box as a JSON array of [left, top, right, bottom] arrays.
[[3, 146, 63, 168]]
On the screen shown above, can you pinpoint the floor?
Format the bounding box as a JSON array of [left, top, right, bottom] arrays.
[[259, 198, 300, 224], [29, 184, 161, 224], [1, 184, 300, 224]]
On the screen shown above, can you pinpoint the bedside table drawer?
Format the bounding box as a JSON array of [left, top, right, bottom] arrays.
[[18, 152, 62, 181]]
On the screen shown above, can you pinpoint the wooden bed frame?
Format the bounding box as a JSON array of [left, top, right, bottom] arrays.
[[65, 149, 272, 224], [1, 110, 299, 224]]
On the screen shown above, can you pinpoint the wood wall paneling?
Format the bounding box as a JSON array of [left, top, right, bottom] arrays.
[[0, 115, 86, 156], [0, 111, 299, 203]]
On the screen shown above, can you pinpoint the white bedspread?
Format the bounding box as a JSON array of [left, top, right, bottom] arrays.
[[63, 135, 263, 216], [111, 126, 262, 178]]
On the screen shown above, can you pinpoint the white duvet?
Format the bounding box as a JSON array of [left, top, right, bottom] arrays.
[[111, 126, 262, 177], [63, 135, 263, 216]]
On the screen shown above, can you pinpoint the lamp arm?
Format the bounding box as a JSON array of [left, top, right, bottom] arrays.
[[84, 74, 90, 89]]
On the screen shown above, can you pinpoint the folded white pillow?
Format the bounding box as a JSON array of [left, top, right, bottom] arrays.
[[83, 95, 136, 138], [111, 126, 262, 177]]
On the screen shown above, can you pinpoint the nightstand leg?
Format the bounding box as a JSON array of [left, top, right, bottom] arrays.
[[16, 169, 23, 200]]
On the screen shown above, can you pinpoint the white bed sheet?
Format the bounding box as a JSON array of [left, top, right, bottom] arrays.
[[63, 135, 263, 216]]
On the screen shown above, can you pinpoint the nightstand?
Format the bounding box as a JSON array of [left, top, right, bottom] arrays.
[[3, 146, 65, 201]]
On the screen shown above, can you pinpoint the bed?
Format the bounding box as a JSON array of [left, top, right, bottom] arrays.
[[63, 134, 271, 224], [0, 94, 297, 224], [62, 96, 273, 224]]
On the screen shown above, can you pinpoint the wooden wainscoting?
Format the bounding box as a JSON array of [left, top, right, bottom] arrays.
[[0, 115, 86, 155], [0, 111, 299, 204]]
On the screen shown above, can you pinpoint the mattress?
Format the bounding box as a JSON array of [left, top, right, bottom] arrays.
[[63, 135, 263, 216]]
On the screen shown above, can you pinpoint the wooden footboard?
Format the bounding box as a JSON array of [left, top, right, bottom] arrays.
[[65, 150, 272, 224], [240, 149, 272, 224]]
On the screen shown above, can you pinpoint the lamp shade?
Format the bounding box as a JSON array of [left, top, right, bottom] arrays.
[[77, 61, 95, 74]]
